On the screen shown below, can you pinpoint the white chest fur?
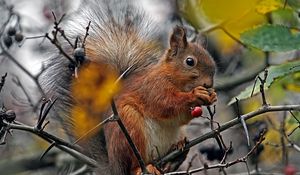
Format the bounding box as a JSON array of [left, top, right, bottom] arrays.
[[144, 118, 182, 162]]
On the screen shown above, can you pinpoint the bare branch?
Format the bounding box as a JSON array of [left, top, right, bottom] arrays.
[[156, 104, 300, 166], [111, 99, 148, 174], [165, 133, 265, 175], [0, 73, 7, 93], [2, 120, 97, 167]]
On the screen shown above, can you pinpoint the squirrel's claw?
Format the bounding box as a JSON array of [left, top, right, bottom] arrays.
[[192, 86, 217, 106]]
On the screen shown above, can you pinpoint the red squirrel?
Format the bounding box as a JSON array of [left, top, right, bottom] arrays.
[[41, 0, 217, 174]]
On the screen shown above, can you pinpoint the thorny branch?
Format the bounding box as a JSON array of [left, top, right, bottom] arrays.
[[110, 99, 149, 174], [165, 131, 266, 175], [156, 104, 300, 166], [1, 120, 97, 167]]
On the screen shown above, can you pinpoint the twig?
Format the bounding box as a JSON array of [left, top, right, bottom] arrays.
[[206, 106, 224, 151], [12, 76, 36, 111], [156, 104, 300, 166], [165, 133, 265, 175], [235, 98, 250, 147], [111, 100, 148, 174], [40, 141, 56, 161], [2, 120, 97, 167], [4, 121, 82, 154], [220, 142, 233, 164], [258, 70, 269, 106], [45, 33, 75, 64], [36, 98, 57, 130], [287, 111, 300, 137], [73, 114, 114, 144], [280, 111, 288, 165], [220, 27, 247, 48], [0, 73, 7, 93], [186, 154, 197, 173], [82, 21, 91, 47], [0, 41, 45, 95]]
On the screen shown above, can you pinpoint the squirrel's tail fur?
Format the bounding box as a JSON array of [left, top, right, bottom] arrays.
[[66, 0, 166, 74], [41, 0, 172, 174]]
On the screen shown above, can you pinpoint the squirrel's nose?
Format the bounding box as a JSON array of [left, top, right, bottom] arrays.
[[203, 83, 213, 89]]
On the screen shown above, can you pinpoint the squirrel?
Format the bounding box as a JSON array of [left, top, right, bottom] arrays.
[[41, 0, 217, 174]]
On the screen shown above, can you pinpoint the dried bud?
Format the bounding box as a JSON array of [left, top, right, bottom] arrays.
[[7, 27, 16, 36], [68, 63, 76, 71], [5, 110, 16, 122], [14, 33, 24, 42], [3, 35, 13, 48], [74, 48, 85, 63]]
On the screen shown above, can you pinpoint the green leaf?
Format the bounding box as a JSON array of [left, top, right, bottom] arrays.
[[271, 9, 299, 28], [240, 24, 300, 52], [228, 60, 300, 105]]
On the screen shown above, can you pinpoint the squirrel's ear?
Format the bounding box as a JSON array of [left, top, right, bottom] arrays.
[[169, 26, 187, 56]]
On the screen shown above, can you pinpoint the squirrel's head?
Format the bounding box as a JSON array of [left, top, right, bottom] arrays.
[[163, 26, 216, 92]]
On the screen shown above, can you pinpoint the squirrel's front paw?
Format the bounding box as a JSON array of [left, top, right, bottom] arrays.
[[192, 86, 217, 105], [161, 138, 190, 173], [134, 164, 161, 175]]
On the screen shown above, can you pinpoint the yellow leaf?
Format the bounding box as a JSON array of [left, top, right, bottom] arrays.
[[256, 0, 283, 14], [285, 83, 300, 92], [260, 129, 283, 163], [71, 63, 120, 138], [179, 0, 267, 53]]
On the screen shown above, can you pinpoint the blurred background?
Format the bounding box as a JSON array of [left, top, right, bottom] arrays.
[[0, 0, 300, 174]]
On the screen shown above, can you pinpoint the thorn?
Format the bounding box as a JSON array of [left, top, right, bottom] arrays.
[[40, 142, 56, 161]]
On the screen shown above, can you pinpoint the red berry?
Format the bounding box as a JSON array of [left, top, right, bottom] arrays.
[[191, 106, 202, 117], [284, 165, 297, 175]]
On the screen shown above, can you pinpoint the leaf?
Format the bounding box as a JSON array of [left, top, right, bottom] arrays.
[[255, 0, 283, 14], [178, 0, 266, 53], [241, 24, 300, 52], [271, 9, 299, 28], [71, 63, 120, 138], [260, 129, 282, 164], [228, 60, 300, 105]]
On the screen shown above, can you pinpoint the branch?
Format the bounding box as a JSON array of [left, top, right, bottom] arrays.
[[0, 73, 7, 93], [165, 133, 265, 175], [156, 104, 300, 166], [2, 121, 97, 167], [111, 100, 148, 174]]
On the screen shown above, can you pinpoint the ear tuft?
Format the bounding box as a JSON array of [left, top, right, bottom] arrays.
[[169, 25, 187, 56]]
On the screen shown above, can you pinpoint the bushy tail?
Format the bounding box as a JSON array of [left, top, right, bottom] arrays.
[[66, 0, 166, 74]]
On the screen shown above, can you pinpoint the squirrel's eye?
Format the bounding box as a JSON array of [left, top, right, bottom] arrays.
[[185, 57, 196, 67]]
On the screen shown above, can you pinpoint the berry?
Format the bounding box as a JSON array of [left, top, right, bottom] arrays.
[[3, 35, 13, 48], [14, 33, 24, 42], [7, 27, 16, 36], [191, 106, 202, 117], [5, 110, 16, 122], [284, 165, 297, 175]]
